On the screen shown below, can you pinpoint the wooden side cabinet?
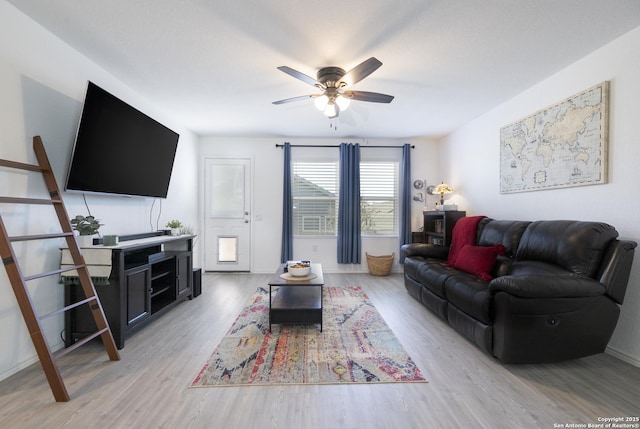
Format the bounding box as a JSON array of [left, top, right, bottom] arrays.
[[423, 210, 466, 246], [411, 231, 426, 243], [64, 233, 194, 349]]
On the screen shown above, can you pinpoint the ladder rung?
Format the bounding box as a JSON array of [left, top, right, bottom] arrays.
[[9, 232, 74, 242], [53, 328, 110, 360], [39, 296, 98, 321], [0, 196, 63, 205], [24, 264, 86, 282], [0, 158, 44, 172]]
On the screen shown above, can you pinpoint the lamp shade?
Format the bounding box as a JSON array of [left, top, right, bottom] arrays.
[[434, 183, 453, 195], [323, 102, 337, 117], [335, 94, 350, 111], [314, 94, 329, 111]]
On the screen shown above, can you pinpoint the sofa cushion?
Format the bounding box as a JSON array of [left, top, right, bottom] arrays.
[[515, 221, 618, 278], [444, 274, 493, 324], [403, 256, 426, 280], [477, 220, 530, 257], [509, 260, 575, 276], [451, 244, 506, 280], [447, 305, 492, 353], [414, 261, 453, 299]]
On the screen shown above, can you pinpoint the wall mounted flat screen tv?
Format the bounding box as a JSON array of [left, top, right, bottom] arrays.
[[65, 81, 179, 198]]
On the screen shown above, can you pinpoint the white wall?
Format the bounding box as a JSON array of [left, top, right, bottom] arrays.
[[199, 137, 439, 273], [440, 26, 640, 366], [0, 2, 199, 380]]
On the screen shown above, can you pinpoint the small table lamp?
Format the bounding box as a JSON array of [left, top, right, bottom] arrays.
[[434, 183, 453, 206]]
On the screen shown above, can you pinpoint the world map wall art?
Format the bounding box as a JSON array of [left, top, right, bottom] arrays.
[[499, 81, 609, 193]]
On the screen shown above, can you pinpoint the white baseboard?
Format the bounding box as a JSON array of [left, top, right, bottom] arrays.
[[606, 345, 640, 367], [0, 339, 65, 382], [0, 355, 40, 382]]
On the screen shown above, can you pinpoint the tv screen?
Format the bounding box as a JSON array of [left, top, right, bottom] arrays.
[[65, 81, 179, 198]]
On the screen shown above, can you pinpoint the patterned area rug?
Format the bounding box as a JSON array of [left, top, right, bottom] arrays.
[[190, 286, 426, 387]]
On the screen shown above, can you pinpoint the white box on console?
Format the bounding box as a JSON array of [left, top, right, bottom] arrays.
[[439, 204, 458, 211]]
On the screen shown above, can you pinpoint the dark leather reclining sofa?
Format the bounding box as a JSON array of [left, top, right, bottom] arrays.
[[401, 218, 637, 363]]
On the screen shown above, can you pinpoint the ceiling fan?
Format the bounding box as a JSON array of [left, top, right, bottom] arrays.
[[272, 57, 394, 119]]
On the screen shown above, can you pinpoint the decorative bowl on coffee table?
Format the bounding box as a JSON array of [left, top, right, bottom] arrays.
[[288, 264, 311, 277]]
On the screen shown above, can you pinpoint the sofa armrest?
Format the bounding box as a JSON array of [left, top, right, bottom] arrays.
[[597, 239, 637, 304], [400, 243, 449, 262], [489, 275, 606, 298]]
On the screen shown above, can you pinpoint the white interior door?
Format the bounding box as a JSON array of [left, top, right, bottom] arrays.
[[204, 158, 251, 271]]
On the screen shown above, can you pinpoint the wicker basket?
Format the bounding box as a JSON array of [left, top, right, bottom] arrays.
[[366, 252, 395, 276]]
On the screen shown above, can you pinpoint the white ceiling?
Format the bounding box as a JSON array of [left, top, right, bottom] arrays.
[[7, 0, 640, 139]]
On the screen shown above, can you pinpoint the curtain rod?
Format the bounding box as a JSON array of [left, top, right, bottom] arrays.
[[275, 143, 414, 149]]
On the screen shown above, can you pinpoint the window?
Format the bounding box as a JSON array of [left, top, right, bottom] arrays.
[[360, 162, 399, 236], [291, 159, 399, 237], [292, 162, 338, 236]]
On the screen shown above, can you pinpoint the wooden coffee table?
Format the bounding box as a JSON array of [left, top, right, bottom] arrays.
[[268, 263, 324, 331]]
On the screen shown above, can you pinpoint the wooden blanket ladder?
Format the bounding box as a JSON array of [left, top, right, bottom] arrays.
[[0, 136, 120, 402]]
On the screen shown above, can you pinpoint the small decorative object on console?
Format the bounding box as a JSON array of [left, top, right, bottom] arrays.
[[71, 215, 102, 247], [166, 219, 182, 236], [102, 235, 118, 246], [70, 215, 102, 236], [439, 204, 458, 211]]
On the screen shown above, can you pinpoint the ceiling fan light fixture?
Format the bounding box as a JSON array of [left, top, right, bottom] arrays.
[[323, 102, 337, 117], [314, 94, 329, 111], [335, 94, 350, 111]]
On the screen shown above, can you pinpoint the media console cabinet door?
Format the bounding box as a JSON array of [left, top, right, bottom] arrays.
[[176, 253, 192, 298], [125, 265, 151, 326]]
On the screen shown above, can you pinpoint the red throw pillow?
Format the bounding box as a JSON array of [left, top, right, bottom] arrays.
[[452, 244, 506, 281], [447, 215, 487, 266]]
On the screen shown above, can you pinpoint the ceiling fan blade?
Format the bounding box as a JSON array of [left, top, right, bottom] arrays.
[[340, 57, 382, 87], [344, 90, 394, 103], [277, 66, 321, 87], [272, 94, 316, 105]]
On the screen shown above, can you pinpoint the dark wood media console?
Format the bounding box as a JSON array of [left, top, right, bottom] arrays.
[[64, 232, 193, 349]]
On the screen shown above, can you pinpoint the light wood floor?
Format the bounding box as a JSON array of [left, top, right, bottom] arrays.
[[0, 273, 639, 429]]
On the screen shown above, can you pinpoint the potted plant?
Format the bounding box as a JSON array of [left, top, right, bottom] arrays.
[[70, 215, 102, 247], [166, 219, 182, 236]]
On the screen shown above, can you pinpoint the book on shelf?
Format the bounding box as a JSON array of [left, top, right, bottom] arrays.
[[429, 237, 444, 245]]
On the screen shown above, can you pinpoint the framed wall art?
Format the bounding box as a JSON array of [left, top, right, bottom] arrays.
[[499, 81, 608, 193]]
